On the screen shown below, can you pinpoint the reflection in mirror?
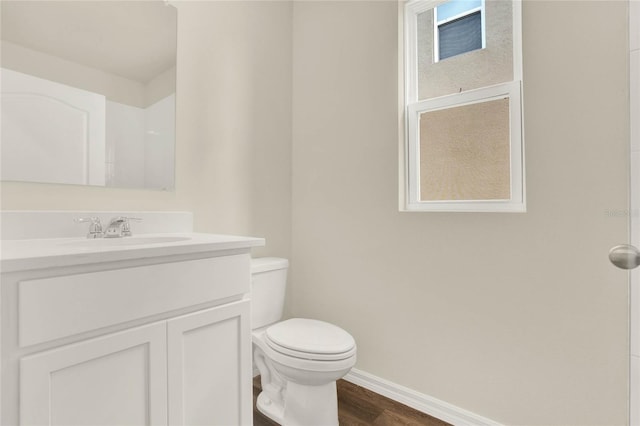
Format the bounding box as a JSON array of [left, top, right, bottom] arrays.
[[0, 1, 177, 190]]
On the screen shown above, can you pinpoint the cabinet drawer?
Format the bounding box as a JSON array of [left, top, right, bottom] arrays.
[[19, 254, 250, 347]]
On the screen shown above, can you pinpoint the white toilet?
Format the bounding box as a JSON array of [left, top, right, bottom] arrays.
[[251, 257, 357, 426]]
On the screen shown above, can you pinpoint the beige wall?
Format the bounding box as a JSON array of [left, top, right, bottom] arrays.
[[146, 66, 176, 107], [291, 1, 629, 424], [0, 1, 293, 259], [2, 42, 176, 110], [170, 1, 292, 259], [1, 40, 147, 107]]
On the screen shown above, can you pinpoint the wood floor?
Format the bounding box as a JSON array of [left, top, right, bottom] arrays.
[[253, 376, 451, 426]]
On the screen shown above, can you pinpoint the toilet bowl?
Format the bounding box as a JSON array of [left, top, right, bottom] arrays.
[[251, 258, 357, 426]]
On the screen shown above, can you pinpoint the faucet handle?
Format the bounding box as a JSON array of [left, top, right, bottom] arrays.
[[121, 217, 142, 237], [74, 217, 103, 239], [106, 216, 142, 237]]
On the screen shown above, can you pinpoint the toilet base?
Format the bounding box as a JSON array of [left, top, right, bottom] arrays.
[[256, 381, 339, 426], [256, 391, 284, 424]]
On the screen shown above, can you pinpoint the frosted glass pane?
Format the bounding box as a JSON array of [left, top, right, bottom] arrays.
[[417, 0, 513, 100], [419, 98, 510, 201]]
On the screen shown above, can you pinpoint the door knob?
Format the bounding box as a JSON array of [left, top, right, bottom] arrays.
[[609, 244, 640, 269]]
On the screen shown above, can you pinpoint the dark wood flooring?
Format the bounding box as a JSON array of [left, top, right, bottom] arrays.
[[253, 376, 451, 426]]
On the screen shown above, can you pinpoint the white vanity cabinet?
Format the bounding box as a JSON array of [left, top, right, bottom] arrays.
[[20, 321, 169, 426], [1, 233, 263, 426], [168, 301, 251, 426], [19, 301, 250, 426]]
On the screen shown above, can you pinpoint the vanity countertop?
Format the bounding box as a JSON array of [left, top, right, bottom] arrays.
[[1, 233, 265, 272]]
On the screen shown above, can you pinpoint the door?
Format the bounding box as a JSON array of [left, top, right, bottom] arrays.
[[610, 242, 639, 425], [19, 322, 167, 426], [613, 4, 640, 423], [0, 68, 106, 186], [167, 300, 252, 426], [630, 2, 640, 423]]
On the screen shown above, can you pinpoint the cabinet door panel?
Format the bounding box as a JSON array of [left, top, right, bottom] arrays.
[[168, 300, 251, 426], [20, 322, 167, 426]]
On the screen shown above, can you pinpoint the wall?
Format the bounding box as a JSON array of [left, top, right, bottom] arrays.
[[2, 41, 176, 108], [144, 94, 176, 191], [145, 66, 176, 107], [106, 101, 146, 188], [105, 95, 175, 189], [2, 41, 146, 108], [172, 1, 292, 258], [291, 1, 629, 425], [0, 1, 293, 259]]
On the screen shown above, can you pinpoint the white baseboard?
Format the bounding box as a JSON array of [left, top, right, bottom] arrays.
[[343, 368, 502, 426]]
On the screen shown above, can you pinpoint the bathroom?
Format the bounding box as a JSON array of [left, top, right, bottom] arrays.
[[0, 1, 636, 425]]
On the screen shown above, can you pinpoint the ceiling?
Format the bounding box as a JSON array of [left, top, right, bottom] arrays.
[[1, 1, 177, 83]]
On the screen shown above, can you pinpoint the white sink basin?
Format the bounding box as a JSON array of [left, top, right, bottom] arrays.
[[62, 236, 192, 247], [1, 232, 264, 273]]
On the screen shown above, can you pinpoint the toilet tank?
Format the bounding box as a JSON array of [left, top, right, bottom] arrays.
[[251, 257, 289, 329]]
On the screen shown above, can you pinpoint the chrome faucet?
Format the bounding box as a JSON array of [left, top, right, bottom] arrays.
[[104, 216, 142, 238], [74, 217, 104, 239], [75, 216, 142, 238]]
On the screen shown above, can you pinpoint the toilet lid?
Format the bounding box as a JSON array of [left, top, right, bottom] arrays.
[[265, 318, 356, 360]]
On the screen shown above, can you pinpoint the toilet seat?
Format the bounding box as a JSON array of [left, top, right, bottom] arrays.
[[265, 318, 356, 361], [253, 328, 357, 373]]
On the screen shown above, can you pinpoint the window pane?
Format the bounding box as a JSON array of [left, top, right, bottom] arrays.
[[438, 11, 482, 60], [436, 0, 481, 23], [419, 98, 511, 201], [417, 0, 513, 100]]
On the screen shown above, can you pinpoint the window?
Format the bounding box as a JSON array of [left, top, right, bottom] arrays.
[[403, 0, 524, 212], [434, 0, 485, 62]]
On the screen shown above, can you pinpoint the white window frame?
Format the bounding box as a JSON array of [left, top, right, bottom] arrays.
[[403, 0, 524, 213], [434, 0, 486, 63]]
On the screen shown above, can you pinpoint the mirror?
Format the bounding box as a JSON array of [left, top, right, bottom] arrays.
[[0, 1, 177, 190]]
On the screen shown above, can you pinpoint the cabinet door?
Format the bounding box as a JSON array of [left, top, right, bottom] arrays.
[[20, 322, 167, 426], [168, 300, 252, 426]]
